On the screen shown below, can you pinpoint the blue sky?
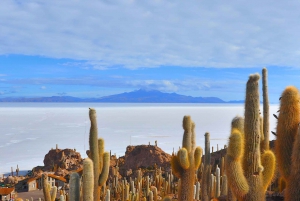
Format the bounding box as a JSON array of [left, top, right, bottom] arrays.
[[1, 1, 300, 102]]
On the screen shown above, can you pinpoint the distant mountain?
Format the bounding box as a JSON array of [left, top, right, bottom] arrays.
[[0, 89, 243, 103]]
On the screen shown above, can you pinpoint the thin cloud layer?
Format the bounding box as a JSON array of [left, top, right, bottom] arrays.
[[1, 1, 300, 68]]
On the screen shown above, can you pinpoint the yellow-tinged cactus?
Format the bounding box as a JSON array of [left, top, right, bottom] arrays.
[[226, 72, 275, 201], [226, 128, 249, 199], [261, 150, 276, 191], [171, 155, 183, 178], [284, 126, 300, 200], [170, 115, 202, 201], [227, 128, 244, 160], [178, 148, 189, 169], [275, 86, 300, 181], [194, 147, 202, 169], [98, 138, 104, 169]]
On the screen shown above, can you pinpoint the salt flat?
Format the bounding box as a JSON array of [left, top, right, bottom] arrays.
[[0, 103, 279, 175]]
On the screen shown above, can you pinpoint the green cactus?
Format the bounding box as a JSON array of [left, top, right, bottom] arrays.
[[275, 86, 300, 200], [89, 108, 100, 201], [225, 74, 275, 201], [170, 116, 202, 201], [261, 67, 269, 152], [69, 172, 80, 201]]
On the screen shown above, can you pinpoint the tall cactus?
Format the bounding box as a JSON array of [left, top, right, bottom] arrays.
[[261, 68, 269, 152], [201, 132, 211, 201], [275, 86, 300, 200], [88, 108, 110, 201], [170, 116, 203, 201], [89, 108, 100, 201], [225, 74, 275, 201]]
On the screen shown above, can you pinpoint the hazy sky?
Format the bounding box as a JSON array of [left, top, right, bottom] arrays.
[[1, 1, 300, 102]]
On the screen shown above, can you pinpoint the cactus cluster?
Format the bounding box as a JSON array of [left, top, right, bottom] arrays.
[[225, 71, 276, 201]]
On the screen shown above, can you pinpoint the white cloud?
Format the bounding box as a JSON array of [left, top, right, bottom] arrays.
[[40, 86, 46, 90], [1, 1, 300, 68]]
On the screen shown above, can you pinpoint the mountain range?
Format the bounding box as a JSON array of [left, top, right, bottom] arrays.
[[0, 89, 244, 103]]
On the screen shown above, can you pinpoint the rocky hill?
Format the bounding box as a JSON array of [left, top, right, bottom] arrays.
[[32, 147, 83, 177], [118, 144, 172, 177]]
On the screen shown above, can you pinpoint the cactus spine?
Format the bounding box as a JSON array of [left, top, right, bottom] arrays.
[[170, 116, 202, 201], [275, 86, 300, 200], [226, 73, 275, 201]]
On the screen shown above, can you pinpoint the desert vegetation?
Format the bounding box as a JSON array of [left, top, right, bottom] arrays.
[[12, 67, 300, 201]]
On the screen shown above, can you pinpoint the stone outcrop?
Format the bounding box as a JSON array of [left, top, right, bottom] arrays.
[[32, 148, 83, 177], [119, 145, 171, 176]]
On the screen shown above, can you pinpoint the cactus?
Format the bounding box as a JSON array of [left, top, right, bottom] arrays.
[[275, 86, 300, 200], [42, 174, 51, 201], [88, 108, 110, 201], [69, 172, 80, 201], [83, 158, 94, 201], [216, 165, 220, 197], [261, 67, 269, 152], [51, 186, 57, 201], [89, 108, 100, 201], [225, 74, 275, 201], [201, 132, 210, 201], [170, 116, 203, 201], [220, 175, 227, 197], [275, 86, 300, 180]]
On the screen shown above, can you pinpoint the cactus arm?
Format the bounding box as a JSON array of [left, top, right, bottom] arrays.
[[182, 116, 192, 152], [98, 138, 105, 173], [98, 152, 110, 186], [225, 130, 249, 198], [194, 146, 202, 170], [178, 148, 190, 169], [261, 150, 276, 191], [170, 155, 183, 178]]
